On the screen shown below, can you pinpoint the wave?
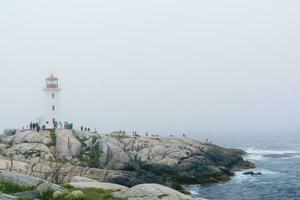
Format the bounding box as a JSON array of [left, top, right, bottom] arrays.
[[243, 147, 300, 161], [244, 147, 300, 155]]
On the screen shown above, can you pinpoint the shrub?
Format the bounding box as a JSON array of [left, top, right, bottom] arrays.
[[65, 190, 86, 200], [53, 191, 64, 200]]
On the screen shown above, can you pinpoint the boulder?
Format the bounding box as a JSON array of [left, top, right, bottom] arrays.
[[56, 129, 82, 160], [68, 181, 128, 191], [3, 129, 17, 136], [98, 136, 130, 170], [243, 171, 262, 176], [0, 171, 42, 186], [36, 181, 68, 193], [0, 171, 68, 193], [70, 176, 97, 182], [0, 193, 18, 200], [113, 184, 197, 200], [13, 190, 41, 199], [14, 130, 52, 145], [6, 143, 53, 160]]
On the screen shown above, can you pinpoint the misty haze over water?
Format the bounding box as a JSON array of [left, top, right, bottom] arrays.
[[0, 1, 299, 146]]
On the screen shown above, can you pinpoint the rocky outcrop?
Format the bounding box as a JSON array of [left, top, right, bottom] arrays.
[[0, 171, 200, 200], [0, 170, 67, 193], [69, 176, 129, 191], [55, 129, 82, 160], [113, 184, 201, 200], [0, 129, 253, 189], [0, 193, 18, 200]]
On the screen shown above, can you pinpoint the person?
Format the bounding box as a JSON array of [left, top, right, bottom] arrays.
[[30, 122, 33, 130], [36, 122, 40, 132], [81, 126, 83, 131], [87, 128, 90, 132], [32, 123, 36, 130], [145, 132, 148, 136], [54, 121, 58, 129]]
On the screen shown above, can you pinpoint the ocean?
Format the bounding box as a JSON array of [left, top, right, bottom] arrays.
[[188, 141, 300, 200]]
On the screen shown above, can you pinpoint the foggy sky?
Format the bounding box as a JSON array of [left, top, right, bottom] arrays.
[[0, 1, 299, 145]]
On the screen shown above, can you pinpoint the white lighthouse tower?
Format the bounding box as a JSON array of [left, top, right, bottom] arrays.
[[43, 74, 62, 128]]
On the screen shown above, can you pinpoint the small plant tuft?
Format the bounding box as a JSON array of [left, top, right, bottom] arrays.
[[50, 129, 57, 146]]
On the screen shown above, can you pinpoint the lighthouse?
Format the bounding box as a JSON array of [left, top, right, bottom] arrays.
[[43, 74, 62, 128]]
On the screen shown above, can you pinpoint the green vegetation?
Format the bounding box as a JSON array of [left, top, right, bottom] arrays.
[[80, 188, 124, 200], [0, 181, 35, 194], [23, 149, 42, 158], [19, 198, 34, 200], [6, 140, 13, 149], [91, 137, 98, 144], [50, 129, 57, 146], [79, 142, 102, 168], [41, 189, 56, 200]]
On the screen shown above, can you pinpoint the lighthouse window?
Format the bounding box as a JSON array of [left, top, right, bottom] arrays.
[[52, 93, 55, 99], [52, 105, 55, 111]]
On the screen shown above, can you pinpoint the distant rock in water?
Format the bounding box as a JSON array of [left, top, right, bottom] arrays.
[[243, 171, 262, 176], [0, 129, 254, 190]]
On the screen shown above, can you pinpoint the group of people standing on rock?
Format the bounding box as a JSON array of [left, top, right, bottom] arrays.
[[80, 126, 98, 133], [132, 131, 189, 138], [28, 121, 74, 132], [29, 122, 42, 132]]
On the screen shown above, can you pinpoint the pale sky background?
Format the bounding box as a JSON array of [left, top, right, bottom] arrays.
[[0, 1, 299, 145]]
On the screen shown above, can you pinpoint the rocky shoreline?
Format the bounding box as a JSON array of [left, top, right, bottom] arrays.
[[0, 129, 254, 198]]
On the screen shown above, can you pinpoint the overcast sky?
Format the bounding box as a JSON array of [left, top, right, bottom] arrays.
[[0, 1, 299, 145]]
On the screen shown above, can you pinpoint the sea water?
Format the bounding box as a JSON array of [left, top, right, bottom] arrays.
[[188, 142, 300, 200]]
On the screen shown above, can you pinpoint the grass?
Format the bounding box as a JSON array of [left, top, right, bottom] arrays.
[[0, 181, 35, 194], [80, 188, 124, 200], [50, 129, 57, 146], [0, 181, 126, 200]]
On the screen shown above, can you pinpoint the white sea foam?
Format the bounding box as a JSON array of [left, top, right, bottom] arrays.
[[232, 171, 256, 183], [243, 147, 300, 161], [244, 147, 300, 155], [244, 153, 265, 161]]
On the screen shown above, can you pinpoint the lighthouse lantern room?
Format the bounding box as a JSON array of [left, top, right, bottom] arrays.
[[43, 74, 62, 128]]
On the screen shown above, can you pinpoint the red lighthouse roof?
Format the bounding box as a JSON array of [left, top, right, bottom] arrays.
[[46, 73, 58, 81], [45, 73, 59, 89]]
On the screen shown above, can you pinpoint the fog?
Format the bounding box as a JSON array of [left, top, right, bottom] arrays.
[[0, 1, 299, 145]]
